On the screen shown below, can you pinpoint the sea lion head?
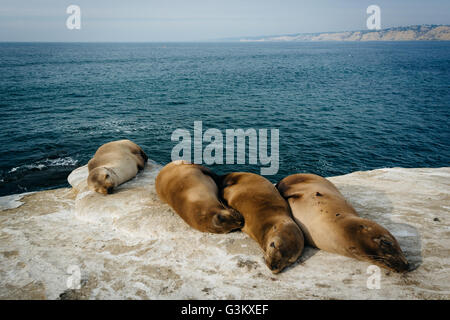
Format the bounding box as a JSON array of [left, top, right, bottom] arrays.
[[344, 217, 409, 273], [264, 221, 304, 274], [87, 167, 116, 195], [209, 208, 244, 233]]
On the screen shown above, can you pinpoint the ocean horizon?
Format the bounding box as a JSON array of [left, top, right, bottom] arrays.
[[1, 41, 449, 196]]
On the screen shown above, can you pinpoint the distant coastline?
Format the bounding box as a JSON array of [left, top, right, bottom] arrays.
[[223, 25, 450, 42]]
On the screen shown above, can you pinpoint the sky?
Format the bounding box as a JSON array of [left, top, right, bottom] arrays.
[[0, 0, 449, 42]]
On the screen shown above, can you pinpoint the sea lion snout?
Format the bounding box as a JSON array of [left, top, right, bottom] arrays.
[[264, 223, 304, 274], [264, 246, 283, 274], [393, 256, 410, 273], [372, 251, 410, 273], [268, 261, 281, 273], [374, 235, 410, 273], [347, 220, 410, 273]]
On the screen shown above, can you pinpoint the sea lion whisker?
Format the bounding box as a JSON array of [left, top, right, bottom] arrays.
[[363, 254, 389, 259]]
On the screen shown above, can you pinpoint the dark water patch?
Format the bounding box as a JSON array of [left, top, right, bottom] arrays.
[[0, 157, 79, 195]]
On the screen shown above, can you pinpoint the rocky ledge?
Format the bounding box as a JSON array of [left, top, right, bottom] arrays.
[[0, 164, 449, 299]]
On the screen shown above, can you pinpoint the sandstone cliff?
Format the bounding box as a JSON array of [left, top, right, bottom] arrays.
[[239, 25, 450, 42]]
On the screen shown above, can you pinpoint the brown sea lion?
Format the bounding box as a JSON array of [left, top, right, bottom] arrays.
[[276, 173, 409, 273], [155, 160, 244, 233], [87, 139, 148, 194], [220, 172, 304, 274]]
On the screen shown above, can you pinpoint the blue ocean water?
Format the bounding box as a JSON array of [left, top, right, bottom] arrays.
[[0, 42, 449, 196]]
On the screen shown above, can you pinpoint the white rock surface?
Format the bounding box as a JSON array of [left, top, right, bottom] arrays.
[[0, 165, 449, 299], [0, 192, 35, 211]]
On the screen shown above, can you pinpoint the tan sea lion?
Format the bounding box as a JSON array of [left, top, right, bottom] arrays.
[[276, 173, 409, 273], [220, 172, 304, 274], [87, 139, 148, 194], [155, 160, 244, 233]]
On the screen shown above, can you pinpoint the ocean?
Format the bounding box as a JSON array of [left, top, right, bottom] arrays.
[[0, 41, 449, 196]]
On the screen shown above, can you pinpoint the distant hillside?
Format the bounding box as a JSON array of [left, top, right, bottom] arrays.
[[235, 25, 450, 42]]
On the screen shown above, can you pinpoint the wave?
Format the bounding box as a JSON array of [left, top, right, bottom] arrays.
[[8, 157, 79, 173], [0, 157, 80, 197]]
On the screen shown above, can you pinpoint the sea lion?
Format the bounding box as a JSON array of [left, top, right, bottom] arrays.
[[155, 160, 244, 234], [276, 173, 409, 272], [87, 139, 148, 194], [220, 172, 304, 274]]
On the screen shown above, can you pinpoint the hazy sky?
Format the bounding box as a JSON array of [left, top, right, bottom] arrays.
[[0, 0, 449, 41]]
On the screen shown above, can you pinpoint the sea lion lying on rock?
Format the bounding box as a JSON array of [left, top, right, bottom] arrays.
[[87, 139, 148, 194], [155, 160, 244, 233], [221, 172, 304, 273], [276, 173, 410, 273]]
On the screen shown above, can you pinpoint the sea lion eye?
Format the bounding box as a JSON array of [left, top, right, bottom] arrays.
[[105, 174, 110, 179], [217, 213, 226, 223], [373, 237, 392, 247], [270, 242, 276, 248]]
